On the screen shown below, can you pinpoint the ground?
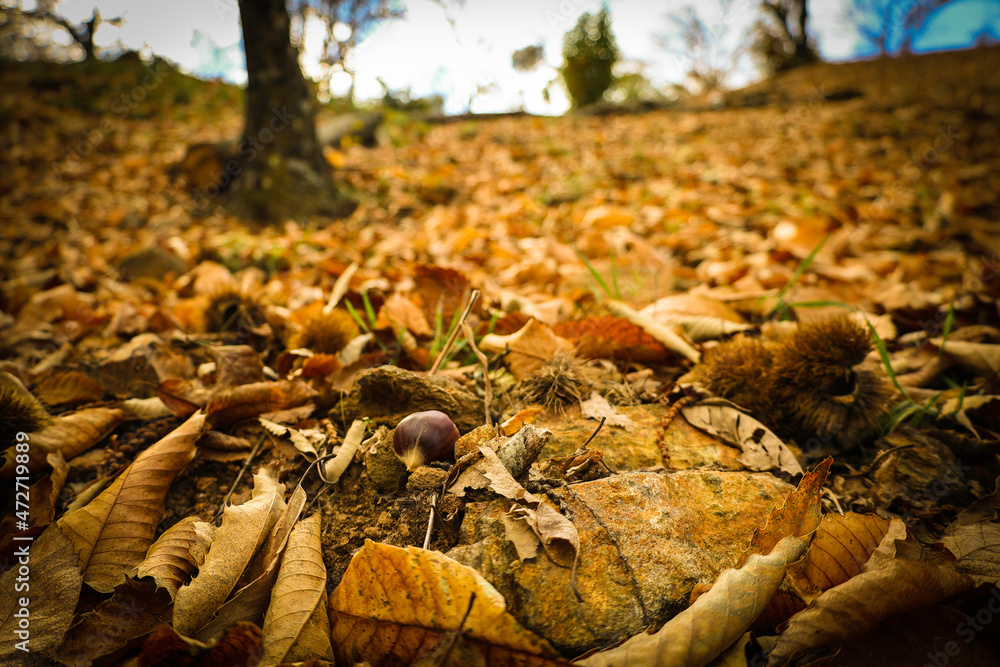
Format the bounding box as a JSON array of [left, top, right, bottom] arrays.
[[1, 46, 999, 667]]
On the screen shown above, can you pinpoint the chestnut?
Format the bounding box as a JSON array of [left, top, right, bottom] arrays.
[[392, 410, 459, 470]]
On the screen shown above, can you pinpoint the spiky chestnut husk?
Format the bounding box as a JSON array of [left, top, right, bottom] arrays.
[[0, 372, 51, 442], [392, 410, 459, 471], [691, 317, 893, 448], [288, 308, 359, 354], [509, 352, 589, 412], [203, 289, 268, 334]]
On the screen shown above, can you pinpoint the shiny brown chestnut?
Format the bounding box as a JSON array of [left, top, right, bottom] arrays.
[[392, 410, 459, 470]]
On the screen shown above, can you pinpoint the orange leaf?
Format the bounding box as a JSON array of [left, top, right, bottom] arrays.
[[330, 541, 568, 666]]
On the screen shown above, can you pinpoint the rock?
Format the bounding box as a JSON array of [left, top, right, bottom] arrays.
[[339, 365, 484, 433], [448, 469, 793, 656]]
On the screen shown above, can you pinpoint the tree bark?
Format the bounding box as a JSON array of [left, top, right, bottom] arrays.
[[761, 0, 818, 70], [231, 0, 355, 221]]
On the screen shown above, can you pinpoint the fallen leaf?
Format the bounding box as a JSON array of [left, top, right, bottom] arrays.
[[173, 464, 286, 636], [261, 513, 333, 664], [329, 540, 567, 666], [580, 535, 809, 667], [135, 516, 215, 600], [57, 410, 202, 593], [682, 399, 802, 475]]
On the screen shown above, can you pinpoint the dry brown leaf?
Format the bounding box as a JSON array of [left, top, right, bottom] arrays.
[[554, 316, 672, 364], [56, 410, 201, 593], [580, 535, 810, 667], [28, 451, 68, 528], [376, 291, 433, 337], [498, 407, 543, 436], [740, 458, 831, 566], [33, 370, 106, 405], [767, 554, 973, 666], [939, 394, 1000, 434], [638, 294, 751, 342], [681, 399, 802, 475], [579, 391, 632, 430], [135, 516, 215, 600], [479, 318, 574, 380], [941, 520, 1000, 587], [261, 513, 333, 665], [173, 464, 286, 636], [154, 378, 208, 417], [0, 522, 83, 661], [639, 293, 747, 324], [1, 406, 124, 478], [413, 264, 472, 328], [260, 417, 321, 461], [329, 540, 567, 666], [139, 621, 263, 667], [32, 406, 124, 458], [198, 485, 308, 642], [190, 260, 239, 296], [54, 577, 172, 667], [786, 512, 892, 603], [205, 379, 319, 429], [206, 344, 266, 388], [932, 337, 1000, 380], [120, 396, 174, 420], [606, 299, 701, 363], [951, 475, 1000, 524]]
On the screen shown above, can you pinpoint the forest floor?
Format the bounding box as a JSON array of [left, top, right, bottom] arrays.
[[1, 46, 999, 667]]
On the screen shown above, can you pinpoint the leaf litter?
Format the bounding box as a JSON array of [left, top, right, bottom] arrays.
[[1, 47, 1000, 666]]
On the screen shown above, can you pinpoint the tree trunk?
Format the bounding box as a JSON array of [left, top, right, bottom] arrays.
[[762, 0, 818, 70], [230, 0, 355, 221]]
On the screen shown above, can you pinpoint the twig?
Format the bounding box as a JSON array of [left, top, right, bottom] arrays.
[[841, 444, 915, 478], [462, 321, 492, 427], [422, 493, 438, 550], [433, 592, 477, 667], [300, 451, 340, 517], [581, 416, 606, 449], [430, 289, 480, 375], [213, 434, 266, 525], [822, 488, 845, 515]]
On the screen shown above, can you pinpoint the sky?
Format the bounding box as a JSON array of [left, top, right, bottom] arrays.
[[30, 0, 1000, 114]]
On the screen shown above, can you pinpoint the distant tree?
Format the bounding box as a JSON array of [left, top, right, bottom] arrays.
[[610, 64, 677, 104], [230, 0, 353, 220], [560, 6, 619, 107], [844, 0, 957, 56], [1, 1, 120, 61], [657, 3, 745, 93], [292, 0, 403, 105], [512, 44, 545, 72], [753, 0, 818, 72]]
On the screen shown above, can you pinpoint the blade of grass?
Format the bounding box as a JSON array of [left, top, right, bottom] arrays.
[[787, 300, 855, 310], [429, 299, 445, 361], [767, 233, 831, 320], [936, 301, 956, 363], [430, 290, 480, 375], [862, 313, 911, 403], [572, 245, 614, 300], [344, 300, 371, 334], [609, 249, 621, 301], [361, 289, 377, 328]]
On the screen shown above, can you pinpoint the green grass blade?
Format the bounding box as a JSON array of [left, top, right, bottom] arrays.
[[572, 245, 613, 299], [862, 313, 911, 403], [361, 289, 377, 328], [609, 249, 622, 301], [769, 233, 831, 319], [787, 300, 855, 310], [344, 300, 371, 334]]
